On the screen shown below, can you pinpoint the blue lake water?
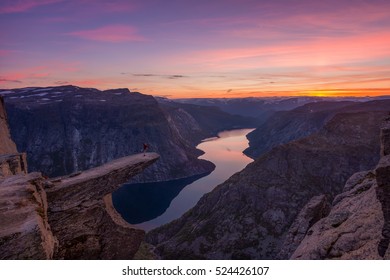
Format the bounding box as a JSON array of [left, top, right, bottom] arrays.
[[112, 128, 254, 231]]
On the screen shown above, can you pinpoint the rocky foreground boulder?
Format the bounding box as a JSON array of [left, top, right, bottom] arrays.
[[290, 117, 390, 259], [0, 153, 159, 260]]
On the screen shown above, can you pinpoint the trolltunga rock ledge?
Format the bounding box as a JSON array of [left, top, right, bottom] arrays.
[[0, 153, 159, 259], [45, 152, 159, 259]]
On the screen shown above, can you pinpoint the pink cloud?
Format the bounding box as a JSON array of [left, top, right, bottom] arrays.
[[67, 25, 146, 43], [165, 2, 390, 43], [2, 66, 50, 81], [0, 49, 14, 56], [177, 31, 390, 71], [0, 0, 62, 14], [0, 61, 82, 87]]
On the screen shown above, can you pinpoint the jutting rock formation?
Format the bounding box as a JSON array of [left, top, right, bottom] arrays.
[[46, 153, 159, 259], [0, 96, 159, 259]]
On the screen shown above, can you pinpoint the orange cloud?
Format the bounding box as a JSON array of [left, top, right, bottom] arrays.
[[0, 66, 50, 82], [179, 31, 390, 70], [66, 25, 146, 43], [0, 61, 83, 87]]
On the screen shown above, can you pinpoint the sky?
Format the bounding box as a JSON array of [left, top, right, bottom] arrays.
[[0, 0, 390, 98]]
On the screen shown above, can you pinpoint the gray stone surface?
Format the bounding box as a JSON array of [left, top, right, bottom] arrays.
[[291, 118, 390, 260], [0, 153, 27, 177], [46, 153, 159, 259], [0, 152, 159, 259], [291, 172, 382, 259], [278, 195, 330, 259], [0, 173, 57, 259]]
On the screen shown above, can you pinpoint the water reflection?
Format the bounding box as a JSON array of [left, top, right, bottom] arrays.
[[112, 173, 210, 224], [113, 128, 254, 231]]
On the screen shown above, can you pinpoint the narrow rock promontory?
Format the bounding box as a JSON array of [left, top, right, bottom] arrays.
[[1, 95, 160, 259], [46, 153, 159, 259]]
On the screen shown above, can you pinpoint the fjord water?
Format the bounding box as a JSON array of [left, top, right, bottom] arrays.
[[112, 128, 254, 231]]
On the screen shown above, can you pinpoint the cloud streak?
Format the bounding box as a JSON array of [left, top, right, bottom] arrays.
[[67, 25, 146, 43], [132, 73, 188, 79], [0, 0, 62, 14], [0, 78, 22, 84], [178, 31, 390, 70]]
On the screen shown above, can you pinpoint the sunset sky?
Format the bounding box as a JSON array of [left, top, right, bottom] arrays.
[[1, 0, 390, 98]]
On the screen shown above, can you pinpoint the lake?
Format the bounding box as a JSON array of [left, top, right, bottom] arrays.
[[112, 128, 254, 231]]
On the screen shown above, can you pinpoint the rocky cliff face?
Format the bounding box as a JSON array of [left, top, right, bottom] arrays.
[[147, 103, 389, 259], [157, 99, 258, 145], [290, 117, 390, 259], [1, 96, 56, 259], [244, 101, 355, 158], [1, 92, 161, 259], [3, 86, 215, 182], [0, 173, 57, 259], [0, 96, 27, 177], [245, 100, 390, 159], [0, 96, 17, 155]]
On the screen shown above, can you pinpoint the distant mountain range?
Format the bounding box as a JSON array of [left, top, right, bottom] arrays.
[[171, 96, 390, 120]]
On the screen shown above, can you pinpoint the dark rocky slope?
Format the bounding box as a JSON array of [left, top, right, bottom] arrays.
[[289, 118, 390, 259], [157, 98, 258, 145], [147, 101, 390, 259], [245, 100, 390, 159], [0, 96, 17, 154], [0, 96, 27, 177], [2, 86, 228, 182], [244, 101, 355, 158]]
